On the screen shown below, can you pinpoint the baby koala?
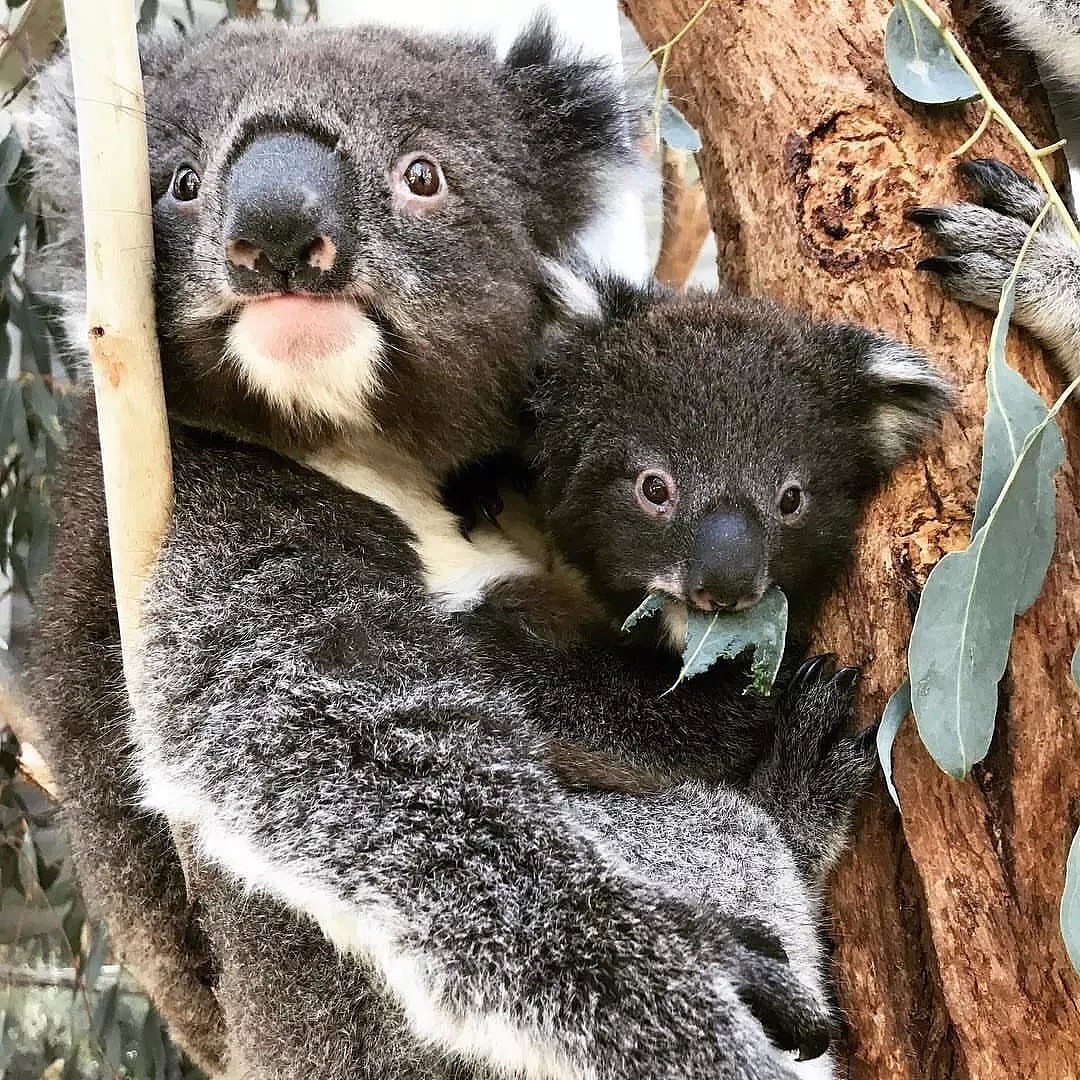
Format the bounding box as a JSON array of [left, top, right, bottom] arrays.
[[469, 277, 951, 656]]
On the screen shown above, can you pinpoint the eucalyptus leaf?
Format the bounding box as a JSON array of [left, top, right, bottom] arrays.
[[93, 982, 121, 1045], [1072, 643, 1079, 687], [25, 374, 65, 447], [0, 191, 24, 260], [974, 251, 1057, 529], [621, 591, 665, 633], [973, 212, 1064, 613], [878, 679, 911, 810], [660, 100, 702, 153], [1063, 826, 1080, 972], [0, 132, 21, 188], [669, 587, 788, 695], [11, 380, 34, 461], [909, 407, 1067, 777], [884, 0, 978, 105], [80, 921, 109, 989]]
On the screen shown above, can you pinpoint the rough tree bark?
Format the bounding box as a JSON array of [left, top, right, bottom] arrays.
[[621, 2, 1080, 1077]]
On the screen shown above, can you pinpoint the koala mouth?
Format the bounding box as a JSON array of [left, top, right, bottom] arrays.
[[224, 292, 386, 426], [646, 573, 766, 614], [231, 293, 374, 366]]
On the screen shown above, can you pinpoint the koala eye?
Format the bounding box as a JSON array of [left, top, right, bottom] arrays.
[[776, 483, 807, 522], [404, 157, 441, 197], [635, 469, 677, 518], [392, 154, 447, 215], [170, 164, 202, 202]]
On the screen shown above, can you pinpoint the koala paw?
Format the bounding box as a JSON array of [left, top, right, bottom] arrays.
[[908, 158, 1080, 376], [752, 655, 877, 876], [725, 915, 834, 1064]]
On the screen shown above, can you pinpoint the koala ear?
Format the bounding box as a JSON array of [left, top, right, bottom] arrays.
[[499, 18, 638, 254], [832, 325, 954, 470]]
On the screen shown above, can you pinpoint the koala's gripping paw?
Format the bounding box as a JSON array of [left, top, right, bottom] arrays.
[[726, 916, 834, 1063], [908, 159, 1080, 379], [752, 655, 877, 875]]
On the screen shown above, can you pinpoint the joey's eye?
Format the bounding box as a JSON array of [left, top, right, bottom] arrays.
[[777, 483, 807, 521], [170, 165, 201, 202], [403, 157, 441, 197], [635, 469, 677, 517]]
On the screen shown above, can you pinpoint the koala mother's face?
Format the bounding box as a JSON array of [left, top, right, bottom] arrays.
[[32, 21, 629, 471]]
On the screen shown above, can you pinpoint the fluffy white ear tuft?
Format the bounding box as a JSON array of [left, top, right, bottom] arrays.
[[861, 336, 954, 467], [538, 256, 603, 320]]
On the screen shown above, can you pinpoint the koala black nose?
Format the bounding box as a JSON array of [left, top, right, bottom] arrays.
[[224, 133, 350, 295], [687, 509, 764, 612]]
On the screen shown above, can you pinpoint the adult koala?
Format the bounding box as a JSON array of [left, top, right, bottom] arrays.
[[25, 17, 833, 1080]]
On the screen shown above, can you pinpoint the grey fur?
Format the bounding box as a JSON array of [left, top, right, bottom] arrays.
[[911, 158, 1080, 380], [24, 19, 831, 1080], [986, 0, 1080, 87], [22, 18, 948, 1080], [912, 2, 1080, 379]]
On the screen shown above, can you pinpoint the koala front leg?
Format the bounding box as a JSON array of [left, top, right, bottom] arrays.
[[910, 159, 1080, 380], [133, 556, 826, 1080], [746, 657, 878, 882], [574, 781, 834, 1044]]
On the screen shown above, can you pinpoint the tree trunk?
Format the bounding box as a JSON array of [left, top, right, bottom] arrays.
[[620, 2, 1080, 1077]]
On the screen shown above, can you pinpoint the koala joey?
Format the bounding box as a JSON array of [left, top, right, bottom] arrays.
[[519, 279, 952, 648], [909, 3, 1080, 379], [463, 276, 950, 858], [24, 17, 875, 1080]]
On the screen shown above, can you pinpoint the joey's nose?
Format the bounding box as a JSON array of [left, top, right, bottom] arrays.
[[224, 133, 351, 295], [687, 510, 764, 612]]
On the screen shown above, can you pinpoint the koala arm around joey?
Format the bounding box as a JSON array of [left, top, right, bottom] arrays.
[[132, 428, 829, 1079]]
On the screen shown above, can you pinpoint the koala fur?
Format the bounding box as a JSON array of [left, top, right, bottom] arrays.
[[23, 14, 954, 1079], [519, 279, 952, 647], [910, 3, 1080, 379], [23, 18, 864, 1080]]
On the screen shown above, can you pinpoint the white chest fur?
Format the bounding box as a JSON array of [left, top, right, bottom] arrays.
[[306, 441, 540, 611]]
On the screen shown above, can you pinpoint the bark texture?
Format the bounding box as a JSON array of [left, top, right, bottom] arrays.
[[621, 2, 1080, 1077]]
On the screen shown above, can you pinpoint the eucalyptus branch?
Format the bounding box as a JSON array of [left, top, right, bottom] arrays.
[[899, 0, 1080, 246], [635, 0, 714, 147]]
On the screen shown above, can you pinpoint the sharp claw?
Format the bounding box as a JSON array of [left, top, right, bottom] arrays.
[[832, 666, 860, 694], [796, 1023, 834, 1062], [957, 156, 1013, 185], [905, 206, 945, 227], [792, 654, 833, 689], [729, 916, 789, 965], [916, 255, 964, 275]]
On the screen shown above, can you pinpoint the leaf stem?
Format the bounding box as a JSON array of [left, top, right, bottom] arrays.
[[901, 0, 1080, 245], [634, 0, 715, 147]]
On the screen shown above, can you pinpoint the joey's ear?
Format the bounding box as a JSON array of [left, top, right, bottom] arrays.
[[833, 325, 954, 471], [499, 18, 637, 253]]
